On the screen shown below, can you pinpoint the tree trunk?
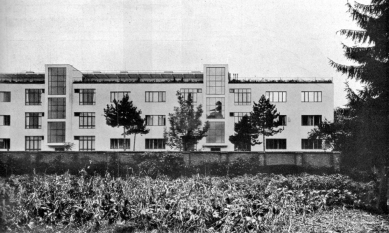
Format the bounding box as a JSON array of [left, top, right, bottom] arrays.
[[263, 134, 266, 153], [133, 134, 136, 151], [123, 127, 126, 152], [377, 166, 388, 213]]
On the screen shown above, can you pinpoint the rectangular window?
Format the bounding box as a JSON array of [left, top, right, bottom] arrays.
[[146, 115, 166, 126], [79, 89, 96, 105], [145, 139, 165, 149], [25, 89, 43, 105], [48, 122, 65, 143], [266, 139, 287, 149], [207, 122, 225, 143], [206, 97, 225, 119], [180, 88, 201, 103], [25, 136, 43, 151], [206, 67, 225, 95], [48, 98, 66, 119], [0, 92, 11, 102], [265, 91, 287, 102], [77, 136, 95, 151], [0, 115, 10, 126], [77, 112, 95, 129], [302, 139, 323, 149], [110, 138, 131, 149], [110, 91, 131, 102], [48, 67, 66, 95], [145, 91, 166, 102], [0, 139, 10, 150], [302, 115, 322, 126], [301, 91, 322, 102], [230, 88, 251, 105], [278, 115, 287, 126], [230, 112, 250, 124], [25, 113, 43, 129]]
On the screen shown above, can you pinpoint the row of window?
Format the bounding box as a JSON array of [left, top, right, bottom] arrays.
[[230, 113, 322, 126], [0, 137, 323, 151]]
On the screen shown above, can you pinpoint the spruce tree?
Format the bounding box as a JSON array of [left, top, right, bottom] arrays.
[[229, 115, 255, 151]]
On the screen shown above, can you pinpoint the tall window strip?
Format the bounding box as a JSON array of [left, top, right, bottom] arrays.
[[230, 89, 251, 105], [0, 139, 10, 150], [301, 91, 322, 102], [206, 97, 225, 119], [48, 98, 66, 119], [79, 89, 96, 105], [78, 112, 95, 129], [206, 67, 225, 95], [266, 139, 287, 149], [48, 67, 66, 95], [145, 91, 166, 102], [302, 139, 323, 149], [207, 122, 225, 143], [0, 115, 10, 126], [77, 136, 95, 151], [25, 89, 43, 105], [110, 138, 131, 149], [145, 139, 165, 149], [48, 122, 65, 143], [146, 115, 166, 126], [302, 115, 322, 126], [180, 88, 201, 103], [25, 113, 43, 129], [25, 136, 43, 151], [265, 91, 287, 102], [110, 91, 131, 102], [0, 92, 11, 102], [230, 112, 250, 123]]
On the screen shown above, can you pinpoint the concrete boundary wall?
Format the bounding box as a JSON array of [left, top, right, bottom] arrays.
[[0, 151, 340, 171]]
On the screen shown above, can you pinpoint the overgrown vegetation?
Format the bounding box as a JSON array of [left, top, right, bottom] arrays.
[[1, 173, 386, 232]]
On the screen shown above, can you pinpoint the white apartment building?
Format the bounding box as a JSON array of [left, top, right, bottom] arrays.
[[0, 64, 333, 152]]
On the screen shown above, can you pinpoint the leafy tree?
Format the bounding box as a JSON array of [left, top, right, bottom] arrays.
[[250, 95, 283, 152], [328, 0, 389, 213], [229, 115, 255, 151], [165, 91, 209, 151], [104, 94, 149, 151]]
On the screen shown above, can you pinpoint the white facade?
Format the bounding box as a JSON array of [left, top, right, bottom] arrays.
[[0, 64, 333, 152]]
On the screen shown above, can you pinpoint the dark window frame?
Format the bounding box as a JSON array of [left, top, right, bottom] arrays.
[[231, 88, 251, 105], [0, 115, 10, 126], [145, 91, 166, 102], [206, 67, 225, 95], [79, 89, 96, 105], [48, 122, 65, 143], [48, 98, 66, 119], [110, 138, 131, 149], [0, 92, 11, 102], [145, 139, 165, 149], [25, 89, 43, 105], [0, 138, 10, 150], [25, 136, 43, 151], [77, 112, 95, 129], [145, 115, 166, 126], [206, 97, 225, 119], [301, 139, 323, 149], [301, 91, 322, 102], [180, 88, 201, 103], [265, 91, 287, 102], [302, 115, 322, 126], [25, 113, 43, 129], [77, 136, 95, 151], [48, 67, 66, 95], [110, 91, 131, 102], [206, 122, 225, 143], [266, 139, 287, 149]]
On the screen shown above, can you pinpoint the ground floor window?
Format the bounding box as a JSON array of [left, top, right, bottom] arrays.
[[207, 122, 225, 143], [0, 139, 10, 150], [25, 136, 43, 151], [76, 136, 95, 151], [145, 139, 165, 149], [110, 138, 131, 149], [301, 139, 322, 149], [266, 139, 286, 149], [48, 122, 65, 143]]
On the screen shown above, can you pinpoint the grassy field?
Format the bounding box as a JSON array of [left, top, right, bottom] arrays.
[[1, 172, 388, 232]]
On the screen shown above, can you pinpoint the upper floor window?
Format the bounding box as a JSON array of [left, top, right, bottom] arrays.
[[0, 139, 10, 150], [230, 89, 251, 105], [206, 122, 225, 143], [76, 136, 95, 151], [278, 115, 287, 126], [48, 98, 66, 119], [0, 92, 11, 102], [180, 88, 201, 103], [145, 139, 165, 149], [302, 139, 322, 149], [48, 122, 65, 143], [206, 97, 225, 119], [110, 91, 130, 102], [26, 113, 43, 129], [146, 115, 166, 126], [230, 112, 250, 124], [266, 139, 286, 149], [77, 89, 96, 105], [75, 112, 95, 129], [0, 115, 10, 126], [110, 138, 131, 150], [26, 89, 43, 105], [302, 115, 322, 126], [145, 91, 166, 102], [301, 91, 322, 102], [206, 67, 225, 95], [48, 67, 66, 95], [266, 91, 286, 102], [25, 136, 43, 151]]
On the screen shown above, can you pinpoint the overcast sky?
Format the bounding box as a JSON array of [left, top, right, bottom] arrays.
[[0, 0, 366, 107]]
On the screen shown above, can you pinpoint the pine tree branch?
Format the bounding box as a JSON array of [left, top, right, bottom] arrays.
[[353, 1, 385, 17], [346, 2, 375, 29], [338, 29, 371, 44]]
